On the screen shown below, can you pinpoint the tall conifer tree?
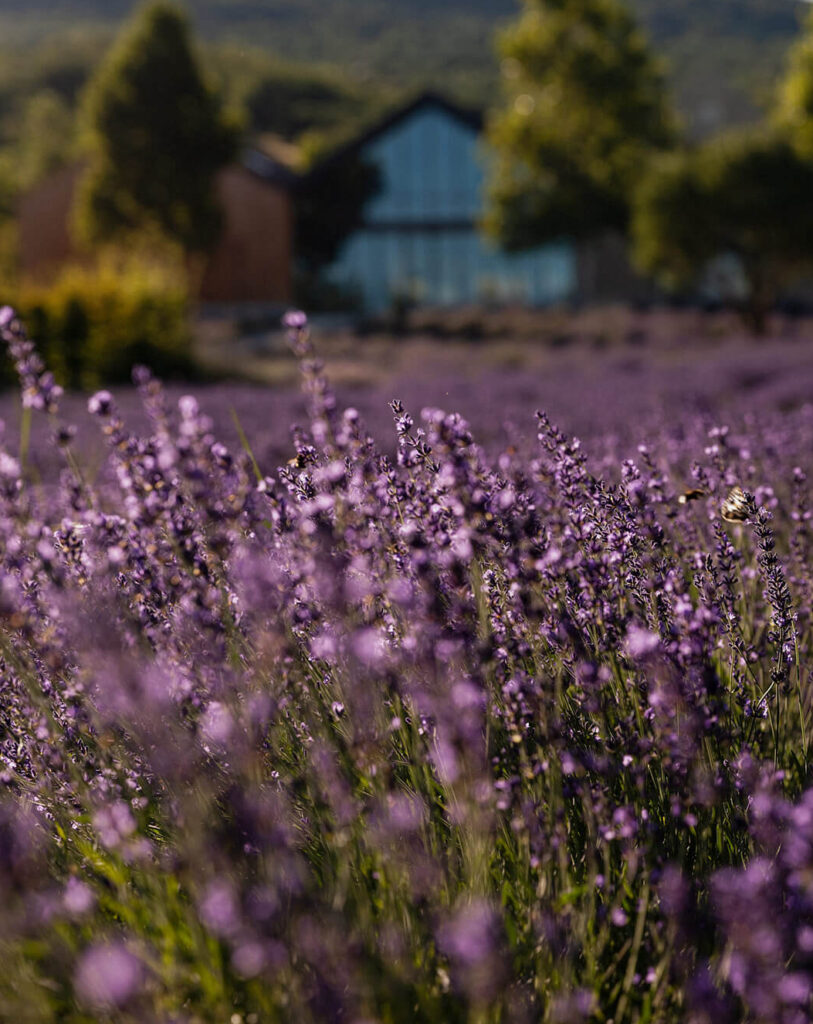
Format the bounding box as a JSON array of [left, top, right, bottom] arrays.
[[77, 1, 237, 254]]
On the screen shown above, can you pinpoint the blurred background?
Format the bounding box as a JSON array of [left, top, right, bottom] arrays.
[[1, 0, 813, 397]]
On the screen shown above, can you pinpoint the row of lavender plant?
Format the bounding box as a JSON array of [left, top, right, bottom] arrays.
[[0, 304, 812, 1023]]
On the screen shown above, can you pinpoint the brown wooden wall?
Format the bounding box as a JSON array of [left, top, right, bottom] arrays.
[[199, 165, 292, 303], [17, 163, 84, 284], [17, 163, 293, 305]]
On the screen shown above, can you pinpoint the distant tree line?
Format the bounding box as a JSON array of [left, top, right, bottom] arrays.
[[2, 0, 813, 330], [0, 0, 803, 137], [487, 0, 813, 332], [0, 1, 385, 300]]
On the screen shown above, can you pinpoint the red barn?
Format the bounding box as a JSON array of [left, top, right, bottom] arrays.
[[17, 151, 295, 305]]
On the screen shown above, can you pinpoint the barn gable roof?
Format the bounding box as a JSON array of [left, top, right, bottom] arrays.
[[338, 90, 483, 150], [300, 91, 484, 186]]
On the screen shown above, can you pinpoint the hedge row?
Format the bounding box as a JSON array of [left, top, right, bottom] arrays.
[[2, 259, 196, 389]]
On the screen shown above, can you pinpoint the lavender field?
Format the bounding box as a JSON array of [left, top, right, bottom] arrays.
[[2, 305, 813, 1023]]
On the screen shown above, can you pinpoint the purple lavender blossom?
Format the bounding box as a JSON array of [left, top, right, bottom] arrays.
[[74, 942, 143, 1009], [0, 310, 810, 1022]]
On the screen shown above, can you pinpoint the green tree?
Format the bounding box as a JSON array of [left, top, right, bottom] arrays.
[[244, 68, 370, 141], [632, 131, 813, 333], [76, 1, 238, 254], [293, 134, 380, 308], [16, 90, 76, 189], [775, 4, 813, 158], [485, 0, 676, 250]]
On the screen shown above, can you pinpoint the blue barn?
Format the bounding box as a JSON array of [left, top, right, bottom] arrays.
[[309, 93, 577, 312]]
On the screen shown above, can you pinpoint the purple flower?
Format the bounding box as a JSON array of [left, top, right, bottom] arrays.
[[87, 390, 114, 416], [610, 906, 629, 927], [74, 942, 143, 1009], [199, 879, 240, 937], [436, 900, 507, 1002], [283, 310, 308, 330], [0, 304, 812, 1020], [625, 624, 660, 659], [63, 877, 95, 916]]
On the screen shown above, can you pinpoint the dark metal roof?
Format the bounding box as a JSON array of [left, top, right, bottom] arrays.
[[241, 146, 299, 189], [340, 90, 483, 149]]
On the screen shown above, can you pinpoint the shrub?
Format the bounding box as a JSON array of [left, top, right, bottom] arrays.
[[9, 256, 194, 389], [632, 131, 813, 334]]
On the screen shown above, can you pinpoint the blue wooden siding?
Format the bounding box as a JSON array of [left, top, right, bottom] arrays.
[[326, 104, 577, 311], [363, 107, 482, 223]]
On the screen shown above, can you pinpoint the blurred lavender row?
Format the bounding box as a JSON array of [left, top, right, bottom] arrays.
[[1, 306, 813, 1022]]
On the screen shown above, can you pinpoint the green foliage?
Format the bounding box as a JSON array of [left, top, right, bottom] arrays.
[[632, 131, 813, 332], [775, 6, 813, 159], [632, 6, 813, 334], [238, 62, 374, 142], [12, 257, 194, 389], [0, 33, 105, 134], [14, 90, 77, 190], [630, 150, 708, 288], [77, 1, 238, 255], [0, 154, 16, 221], [485, 0, 677, 251], [0, 88, 77, 280], [0, 36, 97, 246], [0, 66, 83, 228], [0, 0, 802, 135], [294, 146, 381, 300]]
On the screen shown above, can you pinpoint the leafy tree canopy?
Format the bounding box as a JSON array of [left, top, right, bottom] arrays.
[[774, 5, 813, 158], [0, 0, 802, 135], [632, 131, 813, 332], [76, 1, 238, 254], [485, 0, 677, 251], [15, 91, 76, 189], [294, 156, 379, 277]]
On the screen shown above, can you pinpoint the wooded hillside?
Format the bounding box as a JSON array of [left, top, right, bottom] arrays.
[[0, 0, 804, 132]]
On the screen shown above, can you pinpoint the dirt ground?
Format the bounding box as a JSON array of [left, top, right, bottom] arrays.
[[193, 304, 813, 391]]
